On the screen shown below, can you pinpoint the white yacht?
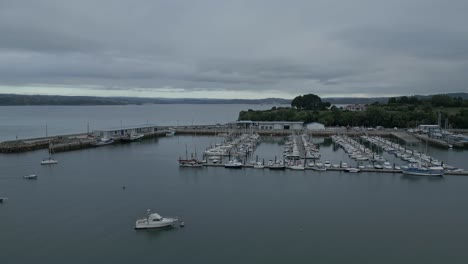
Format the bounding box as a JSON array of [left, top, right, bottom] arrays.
[[324, 160, 331, 168], [383, 162, 393, 170], [165, 130, 176, 137], [135, 210, 178, 229], [41, 157, 58, 165], [91, 137, 114, 146], [345, 167, 360, 173], [24, 174, 38, 179], [224, 159, 243, 169], [253, 162, 265, 169], [121, 133, 144, 142]]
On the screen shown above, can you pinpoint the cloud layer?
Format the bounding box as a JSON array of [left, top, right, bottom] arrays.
[[1, 0, 467, 98]]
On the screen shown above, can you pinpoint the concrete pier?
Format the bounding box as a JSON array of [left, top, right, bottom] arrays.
[[391, 132, 420, 143]]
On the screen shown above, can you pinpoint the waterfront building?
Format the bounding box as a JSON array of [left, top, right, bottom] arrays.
[[229, 121, 304, 130], [93, 124, 159, 139]]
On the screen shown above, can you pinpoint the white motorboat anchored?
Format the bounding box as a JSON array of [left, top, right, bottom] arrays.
[[41, 158, 58, 165], [135, 210, 179, 230], [224, 159, 243, 169], [24, 174, 38, 179], [345, 167, 360, 173]]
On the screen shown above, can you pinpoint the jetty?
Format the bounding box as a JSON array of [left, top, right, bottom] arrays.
[[1, 123, 467, 154], [200, 163, 468, 176], [391, 132, 420, 144]]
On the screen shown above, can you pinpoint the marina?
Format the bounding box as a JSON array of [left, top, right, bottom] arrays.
[[2, 129, 468, 263]]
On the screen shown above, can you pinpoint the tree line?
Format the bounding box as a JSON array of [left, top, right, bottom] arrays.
[[238, 93, 468, 128]]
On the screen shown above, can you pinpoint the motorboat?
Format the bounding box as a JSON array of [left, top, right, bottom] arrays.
[[312, 162, 326, 171], [268, 161, 286, 170], [345, 168, 360, 173], [121, 133, 144, 142], [165, 130, 176, 137], [24, 174, 38, 179], [253, 162, 265, 169], [341, 162, 349, 168], [91, 137, 114, 146], [135, 210, 178, 229], [401, 165, 444, 176], [224, 159, 243, 169], [179, 159, 203, 168], [41, 157, 58, 165], [288, 164, 305, 170], [374, 164, 383, 169], [324, 161, 331, 168], [383, 162, 393, 170]]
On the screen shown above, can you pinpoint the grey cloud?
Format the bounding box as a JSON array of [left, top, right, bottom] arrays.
[[0, 0, 467, 97]]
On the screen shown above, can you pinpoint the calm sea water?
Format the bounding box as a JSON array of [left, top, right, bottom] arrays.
[[0, 104, 276, 141], [1, 105, 468, 263]]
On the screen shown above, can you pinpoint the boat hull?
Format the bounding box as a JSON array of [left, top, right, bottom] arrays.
[[41, 159, 58, 165], [135, 218, 178, 229], [401, 169, 444, 176]]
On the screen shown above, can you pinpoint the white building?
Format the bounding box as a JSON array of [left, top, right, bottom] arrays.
[[305, 122, 325, 130], [93, 124, 159, 139], [230, 121, 304, 130]]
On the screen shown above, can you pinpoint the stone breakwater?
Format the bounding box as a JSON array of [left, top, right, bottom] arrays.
[[0, 134, 89, 153]]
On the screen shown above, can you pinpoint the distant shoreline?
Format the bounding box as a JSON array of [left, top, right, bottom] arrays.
[[1, 92, 467, 106]]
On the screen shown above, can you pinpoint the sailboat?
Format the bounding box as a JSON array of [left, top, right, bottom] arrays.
[[41, 142, 58, 165], [401, 138, 444, 176]]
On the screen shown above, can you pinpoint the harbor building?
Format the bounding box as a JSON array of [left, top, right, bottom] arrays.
[[229, 121, 304, 130], [305, 122, 325, 130], [93, 124, 159, 139]]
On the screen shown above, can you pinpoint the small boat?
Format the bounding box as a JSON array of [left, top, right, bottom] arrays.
[[121, 133, 144, 142], [41, 157, 58, 165], [311, 162, 326, 171], [253, 162, 265, 169], [268, 161, 286, 170], [401, 165, 444, 176], [383, 162, 393, 170], [41, 142, 58, 165], [374, 164, 383, 169], [324, 161, 331, 168], [165, 130, 176, 137], [224, 159, 243, 169], [135, 209, 178, 229], [345, 168, 360, 173], [341, 162, 349, 168], [179, 159, 204, 168], [288, 165, 305, 170], [91, 137, 114, 146], [24, 174, 38, 179]]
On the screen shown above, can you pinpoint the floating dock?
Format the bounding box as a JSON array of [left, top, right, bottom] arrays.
[[200, 163, 468, 176]]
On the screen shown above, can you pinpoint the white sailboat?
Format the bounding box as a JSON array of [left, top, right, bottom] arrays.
[[41, 142, 58, 165]]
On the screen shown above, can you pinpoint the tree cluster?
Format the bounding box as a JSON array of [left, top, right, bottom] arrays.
[[291, 94, 330, 110], [238, 94, 468, 128]]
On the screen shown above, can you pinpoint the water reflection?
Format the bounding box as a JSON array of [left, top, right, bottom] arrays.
[[400, 175, 446, 183]]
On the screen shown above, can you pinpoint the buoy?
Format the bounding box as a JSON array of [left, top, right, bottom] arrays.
[[180, 221, 185, 227], [122, 186, 126, 190]]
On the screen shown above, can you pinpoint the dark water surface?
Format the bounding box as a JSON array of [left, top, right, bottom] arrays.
[[1, 135, 468, 263]]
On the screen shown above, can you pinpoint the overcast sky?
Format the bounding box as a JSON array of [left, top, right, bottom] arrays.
[[1, 0, 467, 99]]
